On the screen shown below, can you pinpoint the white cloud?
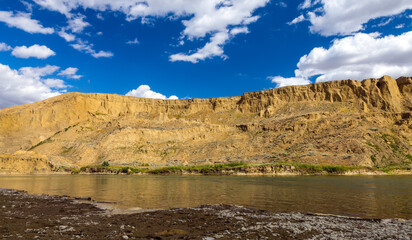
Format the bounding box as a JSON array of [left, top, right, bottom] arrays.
[[170, 31, 229, 63], [58, 67, 82, 79], [270, 76, 311, 88], [0, 42, 11, 51], [168, 95, 179, 100], [303, 0, 412, 36], [0, 11, 54, 34], [126, 38, 140, 45], [32, 0, 269, 63], [272, 31, 412, 85], [21, 1, 34, 12], [277, 2, 287, 8], [96, 13, 104, 20], [375, 17, 393, 27], [0, 63, 67, 108], [43, 78, 67, 89], [299, 0, 312, 9], [288, 14, 305, 25], [395, 24, 405, 29], [12, 44, 56, 59], [230, 27, 249, 35], [126, 85, 178, 100], [91, 50, 113, 58], [33, 0, 71, 16], [19, 65, 60, 78], [67, 14, 90, 33], [70, 39, 113, 58], [58, 29, 76, 42]]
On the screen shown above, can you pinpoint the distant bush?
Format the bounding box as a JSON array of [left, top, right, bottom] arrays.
[[102, 161, 110, 167]]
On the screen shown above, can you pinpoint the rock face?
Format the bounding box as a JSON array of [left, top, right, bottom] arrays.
[[0, 76, 411, 172]]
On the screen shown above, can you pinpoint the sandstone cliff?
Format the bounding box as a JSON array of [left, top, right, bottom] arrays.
[[0, 76, 411, 172]]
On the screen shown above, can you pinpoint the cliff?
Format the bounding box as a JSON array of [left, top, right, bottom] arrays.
[[0, 76, 411, 172]]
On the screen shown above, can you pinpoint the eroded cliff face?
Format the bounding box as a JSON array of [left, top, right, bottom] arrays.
[[0, 76, 411, 172]]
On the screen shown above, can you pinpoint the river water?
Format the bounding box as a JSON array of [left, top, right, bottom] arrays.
[[0, 175, 411, 219]]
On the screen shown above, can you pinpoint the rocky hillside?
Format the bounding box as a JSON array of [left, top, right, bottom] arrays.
[[0, 76, 411, 173]]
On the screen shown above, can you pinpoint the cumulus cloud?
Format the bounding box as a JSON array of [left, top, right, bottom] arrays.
[[58, 29, 76, 42], [288, 14, 305, 25], [32, 0, 269, 63], [230, 27, 249, 35], [271, 31, 412, 86], [70, 39, 113, 58], [126, 85, 178, 100], [43, 78, 67, 89], [303, 0, 412, 36], [19, 65, 60, 78], [395, 24, 405, 29], [11, 44, 56, 59], [0, 63, 67, 108], [58, 67, 82, 79], [0, 42, 11, 51], [170, 31, 230, 63], [298, 0, 313, 9], [126, 38, 140, 45], [270, 76, 311, 88], [0, 11, 54, 34], [67, 14, 90, 33]]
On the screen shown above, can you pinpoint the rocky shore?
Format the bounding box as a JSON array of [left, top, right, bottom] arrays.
[[1, 188, 411, 239]]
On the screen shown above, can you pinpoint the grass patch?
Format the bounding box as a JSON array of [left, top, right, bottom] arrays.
[[64, 123, 79, 132], [60, 146, 73, 156], [366, 142, 381, 152], [381, 134, 401, 153], [28, 137, 53, 151], [278, 162, 357, 174], [134, 145, 148, 154], [379, 165, 412, 173], [146, 162, 249, 174], [370, 155, 377, 164], [94, 112, 107, 116], [71, 162, 379, 175]]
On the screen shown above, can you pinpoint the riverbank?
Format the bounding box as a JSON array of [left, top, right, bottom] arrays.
[[70, 162, 412, 176], [1, 188, 411, 239]]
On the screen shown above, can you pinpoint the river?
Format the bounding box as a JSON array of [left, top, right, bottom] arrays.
[[0, 175, 411, 219]]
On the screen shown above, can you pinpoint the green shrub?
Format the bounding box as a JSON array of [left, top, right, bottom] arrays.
[[102, 161, 110, 167]]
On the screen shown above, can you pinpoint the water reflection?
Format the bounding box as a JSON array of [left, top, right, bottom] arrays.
[[0, 175, 411, 219]]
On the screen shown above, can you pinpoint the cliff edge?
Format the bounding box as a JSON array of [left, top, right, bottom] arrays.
[[0, 76, 411, 173]]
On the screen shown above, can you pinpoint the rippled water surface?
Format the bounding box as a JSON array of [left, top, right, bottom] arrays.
[[0, 175, 411, 218]]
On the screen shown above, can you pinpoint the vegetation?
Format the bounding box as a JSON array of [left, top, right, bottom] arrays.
[[379, 165, 412, 173], [60, 146, 73, 156], [64, 123, 79, 132], [366, 142, 381, 152], [69, 161, 403, 175], [28, 137, 53, 151], [134, 145, 148, 154], [94, 112, 107, 116]]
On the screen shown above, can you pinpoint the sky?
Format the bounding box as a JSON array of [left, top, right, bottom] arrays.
[[0, 0, 411, 108]]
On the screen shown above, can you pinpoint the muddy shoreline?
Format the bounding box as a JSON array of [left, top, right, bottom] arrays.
[[1, 188, 411, 239]]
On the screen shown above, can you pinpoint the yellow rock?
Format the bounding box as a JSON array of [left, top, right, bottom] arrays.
[[0, 76, 411, 173]]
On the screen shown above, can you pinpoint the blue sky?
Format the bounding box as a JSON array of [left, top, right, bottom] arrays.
[[0, 0, 411, 108]]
